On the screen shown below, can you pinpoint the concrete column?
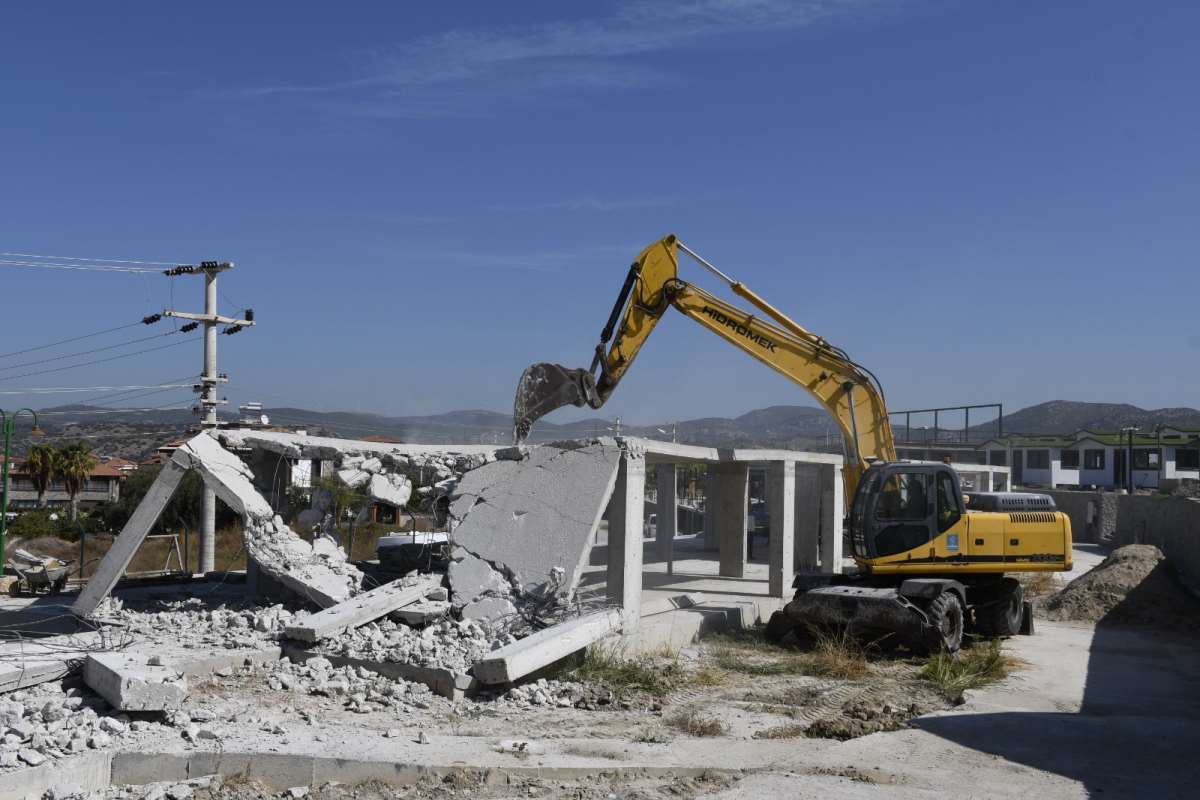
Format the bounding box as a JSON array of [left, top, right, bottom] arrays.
[[794, 463, 821, 572], [654, 463, 677, 563], [818, 464, 844, 574], [607, 451, 645, 626], [72, 460, 188, 617], [716, 462, 749, 578], [200, 486, 216, 574], [702, 467, 718, 548], [767, 460, 795, 598]]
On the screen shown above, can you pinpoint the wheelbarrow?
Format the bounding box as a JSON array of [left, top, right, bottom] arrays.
[[6, 558, 73, 596]]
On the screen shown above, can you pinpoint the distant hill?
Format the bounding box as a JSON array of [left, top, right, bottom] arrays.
[[12, 399, 1199, 461], [975, 401, 1200, 436]]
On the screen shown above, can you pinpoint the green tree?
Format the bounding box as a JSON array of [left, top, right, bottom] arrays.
[[314, 475, 369, 536], [55, 442, 98, 522], [24, 443, 57, 508]]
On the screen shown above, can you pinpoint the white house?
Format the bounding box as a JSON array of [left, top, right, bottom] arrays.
[[980, 427, 1200, 490]]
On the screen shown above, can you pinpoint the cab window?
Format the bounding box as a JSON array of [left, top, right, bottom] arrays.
[[936, 471, 962, 532], [875, 473, 929, 521], [872, 472, 931, 557]]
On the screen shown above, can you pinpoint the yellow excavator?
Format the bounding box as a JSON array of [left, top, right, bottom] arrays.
[[513, 234, 1072, 652]]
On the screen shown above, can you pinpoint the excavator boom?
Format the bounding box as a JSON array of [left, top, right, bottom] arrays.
[[512, 234, 896, 499]]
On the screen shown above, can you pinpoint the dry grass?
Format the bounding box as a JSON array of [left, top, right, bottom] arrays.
[[704, 627, 870, 680], [665, 708, 727, 737], [692, 668, 727, 687], [921, 638, 1014, 699], [76, 526, 246, 578], [564, 646, 686, 699]]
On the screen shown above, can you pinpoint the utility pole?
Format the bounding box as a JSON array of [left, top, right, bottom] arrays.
[[163, 261, 254, 573]]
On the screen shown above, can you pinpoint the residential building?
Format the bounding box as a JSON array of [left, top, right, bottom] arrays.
[[979, 427, 1200, 489], [1, 455, 126, 511]]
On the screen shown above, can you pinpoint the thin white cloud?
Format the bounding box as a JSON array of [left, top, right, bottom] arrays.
[[221, 0, 883, 115]]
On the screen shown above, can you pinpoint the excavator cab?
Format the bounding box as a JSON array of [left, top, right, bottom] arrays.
[[848, 462, 965, 563]]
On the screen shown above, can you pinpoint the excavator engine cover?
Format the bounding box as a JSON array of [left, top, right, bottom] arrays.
[[513, 362, 598, 444]]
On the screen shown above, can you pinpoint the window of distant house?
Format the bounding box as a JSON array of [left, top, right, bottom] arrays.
[[1026, 450, 1050, 469], [1084, 449, 1105, 470], [1177, 449, 1200, 471], [1060, 450, 1080, 468], [989, 450, 1007, 466], [1132, 449, 1160, 470]]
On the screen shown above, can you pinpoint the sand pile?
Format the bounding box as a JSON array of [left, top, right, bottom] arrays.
[[1042, 544, 1200, 630]]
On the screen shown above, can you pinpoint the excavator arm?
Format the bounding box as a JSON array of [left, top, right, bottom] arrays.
[[513, 234, 897, 499]]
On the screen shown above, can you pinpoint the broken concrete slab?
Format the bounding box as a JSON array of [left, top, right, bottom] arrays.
[[83, 652, 187, 711], [283, 576, 441, 643], [366, 472, 411, 508], [448, 442, 622, 600], [640, 592, 706, 617], [0, 633, 106, 694], [472, 608, 624, 685], [336, 468, 369, 488], [391, 600, 451, 625], [281, 644, 477, 700], [447, 549, 511, 612], [460, 597, 517, 622]]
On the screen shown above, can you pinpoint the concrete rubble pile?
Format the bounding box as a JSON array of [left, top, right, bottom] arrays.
[[0, 682, 134, 773], [171, 434, 362, 608], [257, 656, 438, 713], [93, 597, 295, 651], [310, 617, 504, 674]]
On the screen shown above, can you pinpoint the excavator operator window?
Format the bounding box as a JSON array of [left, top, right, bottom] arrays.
[[873, 472, 932, 557]]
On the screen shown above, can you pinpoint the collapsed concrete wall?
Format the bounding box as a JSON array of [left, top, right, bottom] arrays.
[[447, 441, 622, 605]]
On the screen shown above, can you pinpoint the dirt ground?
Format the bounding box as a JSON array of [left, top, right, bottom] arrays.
[[1041, 544, 1200, 630]]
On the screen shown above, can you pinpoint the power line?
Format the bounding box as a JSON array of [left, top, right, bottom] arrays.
[[0, 331, 180, 373], [0, 321, 146, 360], [0, 259, 161, 275], [77, 375, 196, 406], [0, 383, 194, 396], [33, 403, 193, 417], [93, 386, 192, 407], [0, 251, 182, 266], [0, 337, 199, 383]]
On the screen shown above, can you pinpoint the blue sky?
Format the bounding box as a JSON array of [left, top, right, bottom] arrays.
[[1, 0, 1197, 428]]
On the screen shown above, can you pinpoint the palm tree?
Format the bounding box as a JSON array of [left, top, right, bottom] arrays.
[[55, 442, 97, 522], [24, 443, 57, 508]]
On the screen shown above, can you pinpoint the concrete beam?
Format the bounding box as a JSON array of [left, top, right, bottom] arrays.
[[472, 608, 623, 685], [83, 652, 188, 711], [71, 459, 187, 618], [715, 462, 749, 578], [654, 463, 677, 563], [767, 460, 796, 598], [703, 468, 718, 548], [606, 450, 645, 626], [283, 576, 441, 643]]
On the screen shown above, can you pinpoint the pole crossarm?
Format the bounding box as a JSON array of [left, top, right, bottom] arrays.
[[163, 311, 255, 326]]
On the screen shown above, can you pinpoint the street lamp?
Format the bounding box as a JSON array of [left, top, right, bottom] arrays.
[[1, 408, 44, 567], [1120, 426, 1140, 493]]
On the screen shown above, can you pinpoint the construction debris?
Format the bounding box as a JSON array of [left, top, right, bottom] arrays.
[[283, 575, 443, 643], [473, 608, 624, 685], [0, 681, 133, 775], [449, 441, 622, 601], [82, 653, 187, 712]]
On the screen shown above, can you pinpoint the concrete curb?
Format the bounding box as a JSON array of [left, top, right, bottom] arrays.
[[0, 749, 734, 798]]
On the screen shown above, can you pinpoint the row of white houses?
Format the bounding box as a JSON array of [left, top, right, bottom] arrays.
[[980, 426, 1200, 490]]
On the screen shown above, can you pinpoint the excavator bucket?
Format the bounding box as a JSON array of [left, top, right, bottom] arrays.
[[512, 362, 599, 444]]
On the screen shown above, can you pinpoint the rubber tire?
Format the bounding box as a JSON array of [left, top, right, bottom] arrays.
[[976, 579, 1023, 638], [925, 591, 965, 653], [764, 609, 794, 642]]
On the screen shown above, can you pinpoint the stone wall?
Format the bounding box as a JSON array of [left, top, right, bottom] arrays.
[[1044, 490, 1119, 544]]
